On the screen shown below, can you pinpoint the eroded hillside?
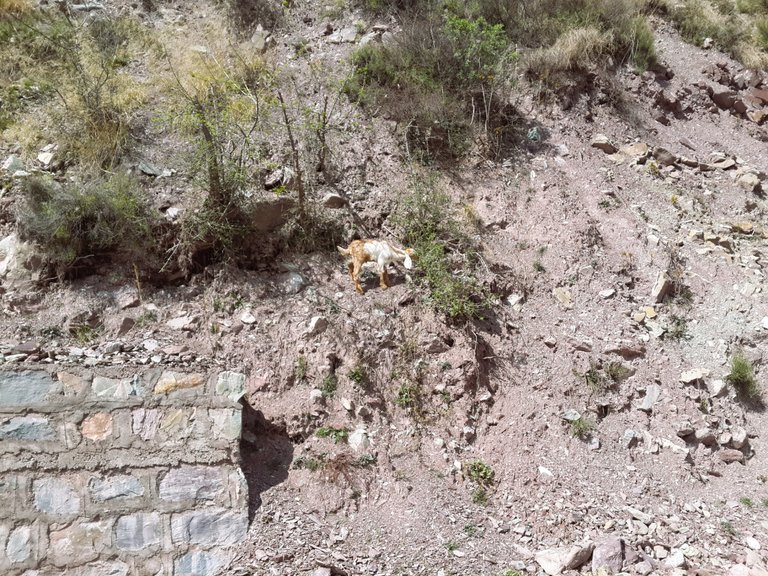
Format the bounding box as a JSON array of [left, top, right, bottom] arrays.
[[1, 1, 768, 575]]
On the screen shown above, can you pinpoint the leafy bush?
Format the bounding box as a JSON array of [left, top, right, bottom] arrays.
[[315, 426, 349, 444], [346, 10, 516, 161], [17, 174, 155, 276], [467, 461, 495, 486]]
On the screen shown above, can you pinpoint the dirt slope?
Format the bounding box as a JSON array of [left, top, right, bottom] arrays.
[[2, 2, 768, 576]]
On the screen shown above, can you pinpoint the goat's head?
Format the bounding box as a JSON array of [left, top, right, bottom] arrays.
[[403, 248, 414, 270]]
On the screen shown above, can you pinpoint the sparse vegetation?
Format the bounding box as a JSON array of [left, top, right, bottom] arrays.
[[721, 520, 738, 537], [292, 455, 322, 471], [320, 374, 338, 398], [294, 355, 308, 382], [570, 417, 595, 439], [315, 426, 349, 444], [348, 365, 367, 387], [394, 174, 489, 321], [467, 461, 495, 486], [471, 486, 489, 506], [740, 496, 755, 508], [606, 361, 633, 383], [395, 382, 419, 409], [17, 174, 155, 277], [667, 314, 691, 341], [727, 351, 761, 402]]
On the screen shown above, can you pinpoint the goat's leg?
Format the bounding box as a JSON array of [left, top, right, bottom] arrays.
[[352, 260, 364, 294], [380, 267, 390, 289]]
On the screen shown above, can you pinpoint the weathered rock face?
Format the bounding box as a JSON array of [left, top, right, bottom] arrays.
[[0, 368, 248, 575]]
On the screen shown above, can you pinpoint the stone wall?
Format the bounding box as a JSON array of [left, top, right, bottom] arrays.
[[0, 368, 249, 576]]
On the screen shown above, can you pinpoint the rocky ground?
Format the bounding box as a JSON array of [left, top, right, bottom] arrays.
[[2, 2, 768, 576]]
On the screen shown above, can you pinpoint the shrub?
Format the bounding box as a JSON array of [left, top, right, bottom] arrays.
[[17, 173, 155, 276], [346, 10, 516, 161], [727, 352, 761, 401], [393, 175, 489, 321], [320, 374, 338, 398], [467, 461, 495, 486], [570, 417, 595, 439]]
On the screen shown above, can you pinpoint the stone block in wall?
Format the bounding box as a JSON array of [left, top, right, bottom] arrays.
[[66, 560, 129, 576], [132, 408, 161, 441], [49, 519, 113, 567], [91, 375, 142, 400], [154, 372, 205, 395], [158, 467, 225, 503], [115, 512, 161, 551], [57, 371, 89, 397], [81, 412, 113, 442], [0, 415, 56, 441], [2, 519, 47, 568], [33, 477, 81, 517], [0, 370, 58, 407], [158, 409, 195, 441], [209, 409, 242, 441], [89, 474, 144, 502], [174, 549, 230, 576], [215, 372, 246, 402], [171, 509, 247, 547]]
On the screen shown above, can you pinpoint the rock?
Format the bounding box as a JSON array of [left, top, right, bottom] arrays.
[[0, 415, 56, 441], [251, 26, 270, 53], [0, 233, 40, 285], [159, 467, 224, 502], [6, 525, 32, 563], [305, 316, 329, 337], [81, 412, 113, 441], [731, 427, 748, 449], [599, 288, 616, 299], [604, 342, 646, 359], [154, 372, 205, 394], [567, 335, 592, 352], [544, 336, 557, 348], [535, 543, 595, 575], [711, 89, 737, 109], [252, 197, 295, 232], [745, 536, 761, 550], [34, 478, 81, 515], [625, 506, 653, 524], [322, 193, 347, 208], [708, 379, 727, 397], [562, 409, 582, 422], [240, 310, 256, 324], [49, 520, 112, 567], [115, 513, 161, 550], [639, 384, 661, 413], [720, 449, 745, 463], [552, 287, 573, 309], [680, 368, 710, 384], [623, 429, 638, 449], [215, 371, 246, 402], [737, 171, 762, 193], [620, 142, 650, 158], [328, 26, 357, 43], [592, 537, 624, 574], [665, 550, 686, 569], [174, 551, 229, 575], [280, 272, 307, 294], [695, 428, 717, 446], [166, 315, 197, 331], [653, 147, 678, 166], [348, 428, 370, 452], [677, 422, 695, 437], [591, 134, 617, 154], [2, 155, 24, 174], [89, 475, 144, 502], [171, 509, 248, 546], [651, 271, 672, 303]]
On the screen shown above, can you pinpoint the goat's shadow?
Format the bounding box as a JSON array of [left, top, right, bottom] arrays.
[[239, 402, 294, 522]]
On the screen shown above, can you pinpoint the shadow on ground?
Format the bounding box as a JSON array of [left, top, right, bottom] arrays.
[[239, 401, 294, 522]]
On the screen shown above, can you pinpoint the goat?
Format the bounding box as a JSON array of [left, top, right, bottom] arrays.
[[337, 239, 414, 294]]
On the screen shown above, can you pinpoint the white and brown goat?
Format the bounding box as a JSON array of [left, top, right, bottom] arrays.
[[337, 239, 414, 294]]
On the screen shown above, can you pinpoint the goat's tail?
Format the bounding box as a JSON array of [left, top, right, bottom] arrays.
[[337, 246, 350, 256]]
